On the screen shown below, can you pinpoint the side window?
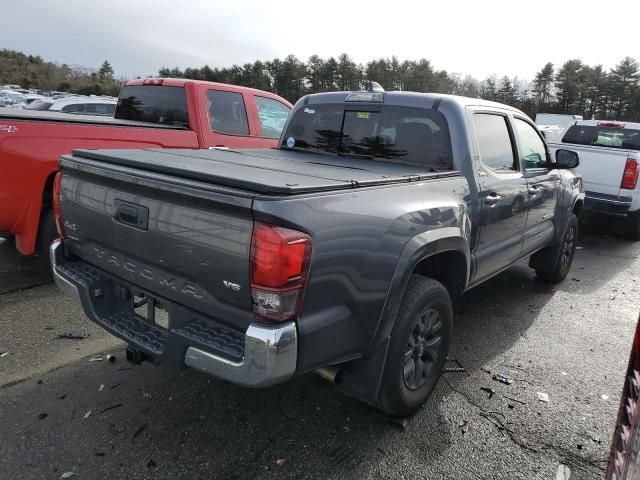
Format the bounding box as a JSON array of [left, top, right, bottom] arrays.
[[474, 113, 518, 172], [255, 96, 291, 138], [513, 118, 547, 169], [61, 104, 84, 113], [208, 90, 249, 136]]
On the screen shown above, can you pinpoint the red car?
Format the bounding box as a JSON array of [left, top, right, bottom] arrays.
[[607, 314, 640, 479], [0, 78, 292, 255]]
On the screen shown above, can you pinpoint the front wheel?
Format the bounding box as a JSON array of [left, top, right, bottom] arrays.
[[377, 275, 453, 416], [532, 213, 579, 283]]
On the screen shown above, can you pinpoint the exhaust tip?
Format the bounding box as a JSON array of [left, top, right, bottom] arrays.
[[315, 367, 344, 385]]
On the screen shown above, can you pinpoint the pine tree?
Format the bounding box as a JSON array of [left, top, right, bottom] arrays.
[[532, 62, 554, 111], [98, 60, 114, 81]]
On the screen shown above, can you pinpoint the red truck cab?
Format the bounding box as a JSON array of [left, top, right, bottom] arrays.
[[0, 78, 292, 255]]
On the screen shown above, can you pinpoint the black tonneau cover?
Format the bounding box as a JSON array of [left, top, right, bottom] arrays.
[[0, 108, 185, 130], [67, 148, 458, 195]]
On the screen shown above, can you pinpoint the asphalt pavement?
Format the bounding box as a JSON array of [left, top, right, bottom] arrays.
[[0, 225, 638, 480]]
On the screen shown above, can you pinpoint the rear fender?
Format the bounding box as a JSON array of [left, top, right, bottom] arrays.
[[14, 170, 57, 255], [334, 228, 470, 403]]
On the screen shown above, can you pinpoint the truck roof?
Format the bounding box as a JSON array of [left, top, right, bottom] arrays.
[[124, 78, 288, 99], [301, 90, 526, 114]]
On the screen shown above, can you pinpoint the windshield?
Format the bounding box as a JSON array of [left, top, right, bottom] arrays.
[[562, 125, 640, 151], [280, 104, 452, 169]]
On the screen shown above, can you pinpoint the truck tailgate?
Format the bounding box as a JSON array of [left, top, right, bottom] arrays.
[[58, 153, 257, 330], [570, 145, 632, 197]]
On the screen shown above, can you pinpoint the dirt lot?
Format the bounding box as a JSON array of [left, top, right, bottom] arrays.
[[0, 226, 638, 480]]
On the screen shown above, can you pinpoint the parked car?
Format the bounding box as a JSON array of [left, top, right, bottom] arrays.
[[606, 314, 640, 480], [51, 89, 584, 416], [538, 124, 566, 144], [0, 89, 26, 107], [0, 78, 292, 256], [24, 96, 117, 116], [549, 120, 640, 239], [535, 113, 583, 127]]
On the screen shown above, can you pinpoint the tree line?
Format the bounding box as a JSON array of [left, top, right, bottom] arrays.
[[0, 49, 121, 96], [160, 54, 640, 121], [2, 48, 638, 121]]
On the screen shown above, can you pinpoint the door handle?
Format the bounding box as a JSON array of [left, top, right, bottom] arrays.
[[485, 193, 502, 205]]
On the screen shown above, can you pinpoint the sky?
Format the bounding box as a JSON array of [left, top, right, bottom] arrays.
[[1, 0, 639, 81]]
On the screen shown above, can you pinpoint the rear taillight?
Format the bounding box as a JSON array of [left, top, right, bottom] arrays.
[[622, 158, 639, 190], [52, 172, 65, 238], [250, 222, 312, 322]]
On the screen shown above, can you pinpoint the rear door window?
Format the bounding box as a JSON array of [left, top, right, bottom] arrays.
[[473, 114, 518, 172], [208, 90, 249, 136], [255, 96, 290, 138], [562, 124, 640, 151], [115, 85, 189, 128]]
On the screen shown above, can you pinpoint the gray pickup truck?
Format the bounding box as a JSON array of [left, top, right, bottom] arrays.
[[51, 90, 584, 415]]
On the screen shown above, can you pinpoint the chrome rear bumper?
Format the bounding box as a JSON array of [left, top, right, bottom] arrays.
[[50, 239, 297, 388]]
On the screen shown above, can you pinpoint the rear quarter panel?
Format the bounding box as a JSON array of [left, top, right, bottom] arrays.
[[253, 175, 471, 372]]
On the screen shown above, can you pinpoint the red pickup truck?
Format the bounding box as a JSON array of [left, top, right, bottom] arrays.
[[0, 78, 292, 255]]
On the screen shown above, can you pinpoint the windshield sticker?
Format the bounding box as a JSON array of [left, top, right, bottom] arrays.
[[357, 112, 370, 119], [303, 107, 315, 114], [286, 136, 296, 148]]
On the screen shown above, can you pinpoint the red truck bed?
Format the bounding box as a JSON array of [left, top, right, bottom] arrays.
[[0, 78, 291, 255]]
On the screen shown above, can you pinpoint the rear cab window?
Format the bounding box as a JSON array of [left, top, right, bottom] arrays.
[[115, 85, 190, 128], [255, 96, 290, 138], [207, 90, 249, 136], [562, 124, 640, 151], [281, 104, 452, 170]]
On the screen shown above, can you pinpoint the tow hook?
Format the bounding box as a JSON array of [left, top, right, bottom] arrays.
[[126, 347, 147, 365]]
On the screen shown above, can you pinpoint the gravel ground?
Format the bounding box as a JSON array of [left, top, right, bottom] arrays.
[[0, 226, 638, 480]]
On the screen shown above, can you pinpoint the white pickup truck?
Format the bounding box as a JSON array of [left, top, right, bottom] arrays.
[[550, 120, 640, 239]]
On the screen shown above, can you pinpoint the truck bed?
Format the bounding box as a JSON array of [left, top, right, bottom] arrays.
[[66, 148, 459, 195], [0, 108, 186, 129]]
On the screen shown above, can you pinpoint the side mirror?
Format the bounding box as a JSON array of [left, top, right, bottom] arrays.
[[555, 149, 580, 169]]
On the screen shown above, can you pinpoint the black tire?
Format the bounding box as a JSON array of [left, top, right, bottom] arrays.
[[533, 213, 579, 283], [377, 275, 453, 416], [36, 208, 57, 258], [625, 212, 640, 241]]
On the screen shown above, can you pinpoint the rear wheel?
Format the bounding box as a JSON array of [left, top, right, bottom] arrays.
[[532, 213, 578, 283], [625, 212, 640, 241], [377, 275, 452, 416]]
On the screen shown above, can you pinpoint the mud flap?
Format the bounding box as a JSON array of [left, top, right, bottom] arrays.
[[334, 337, 390, 405]]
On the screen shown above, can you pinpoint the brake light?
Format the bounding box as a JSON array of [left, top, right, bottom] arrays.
[[622, 158, 639, 190], [597, 121, 625, 128], [142, 78, 164, 85], [250, 222, 312, 322], [52, 172, 65, 238]]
